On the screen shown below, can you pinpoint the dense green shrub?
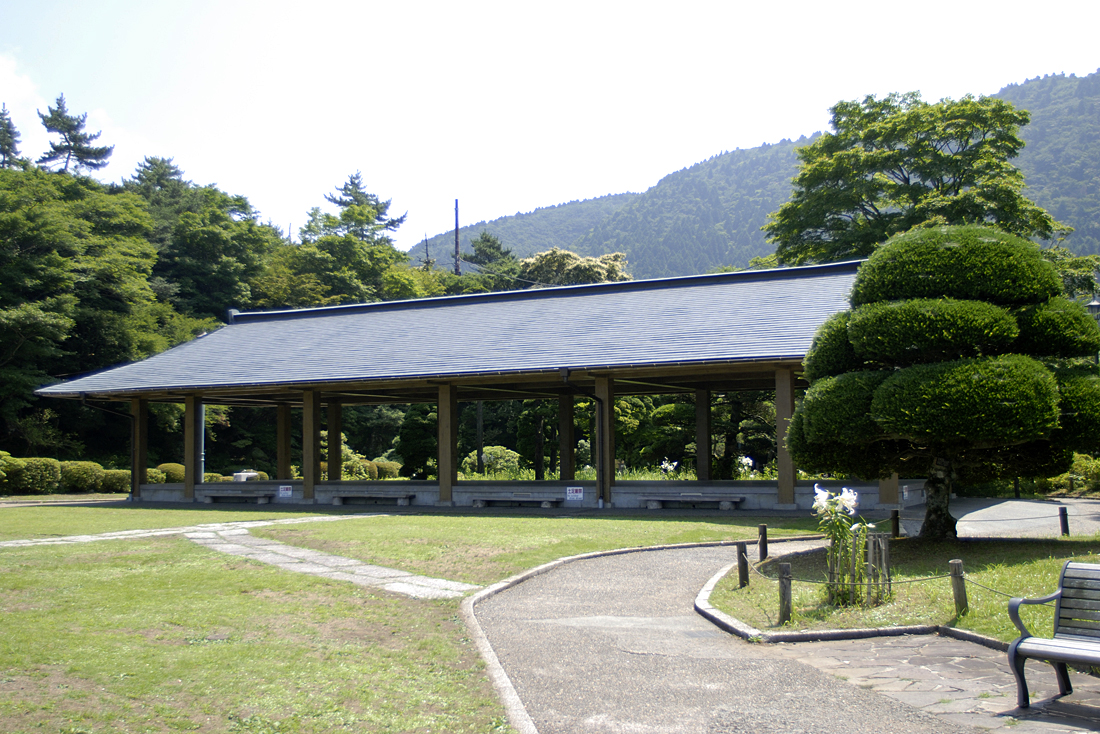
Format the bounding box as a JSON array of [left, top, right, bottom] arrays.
[[872, 355, 1060, 444], [157, 463, 185, 482], [850, 226, 1062, 307], [1053, 370, 1100, 453], [203, 473, 230, 483], [802, 311, 862, 381], [59, 461, 106, 493], [461, 446, 523, 475], [5, 458, 62, 494], [373, 460, 400, 479], [0, 451, 25, 489], [254, 470, 270, 481], [848, 299, 1018, 365], [799, 371, 892, 444], [1014, 297, 1100, 357], [145, 468, 166, 484], [102, 470, 132, 493]]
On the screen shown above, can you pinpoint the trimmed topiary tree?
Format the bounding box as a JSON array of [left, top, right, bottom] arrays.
[[790, 225, 1100, 538]]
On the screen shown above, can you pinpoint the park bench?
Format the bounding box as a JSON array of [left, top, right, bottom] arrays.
[[639, 493, 746, 510], [471, 493, 564, 509], [330, 492, 415, 506], [199, 489, 275, 504], [1008, 560, 1100, 708]]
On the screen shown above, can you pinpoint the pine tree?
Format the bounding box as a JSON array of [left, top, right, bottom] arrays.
[[0, 104, 21, 168], [36, 95, 113, 173]]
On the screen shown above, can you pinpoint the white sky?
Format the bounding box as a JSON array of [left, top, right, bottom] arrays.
[[1, 0, 1097, 251]]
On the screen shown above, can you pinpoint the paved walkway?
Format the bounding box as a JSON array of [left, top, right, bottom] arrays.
[[470, 533, 1100, 733], [184, 526, 479, 599]]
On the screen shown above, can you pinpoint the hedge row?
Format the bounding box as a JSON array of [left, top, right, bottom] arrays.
[[0, 459, 276, 496]]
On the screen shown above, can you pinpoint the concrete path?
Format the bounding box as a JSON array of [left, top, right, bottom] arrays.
[[184, 526, 479, 599], [471, 538, 1100, 734], [472, 541, 973, 734]]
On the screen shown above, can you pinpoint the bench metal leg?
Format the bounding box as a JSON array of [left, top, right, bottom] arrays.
[[1054, 662, 1072, 697], [1008, 642, 1030, 708]]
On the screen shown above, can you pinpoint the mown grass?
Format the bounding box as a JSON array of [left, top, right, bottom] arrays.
[[0, 505, 339, 542], [252, 513, 819, 585], [0, 537, 504, 734], [710, 537, 1100, 643], [0, 505, 817, 733]]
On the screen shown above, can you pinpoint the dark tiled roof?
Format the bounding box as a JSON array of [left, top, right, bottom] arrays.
[[37, 261, 859, 398]]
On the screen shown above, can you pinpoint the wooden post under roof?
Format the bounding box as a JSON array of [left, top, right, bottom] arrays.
[[130, 398, 148, 498], [775, 367, 796, 507], [558, 394, 575, 481], [276, 404, 292, 480], [302, 390, 320, 501], [879, 472, 900, 505], [183, 395, 200, 500], [594, 376, 615, 503], [695, 388, 711, 482], [438, 384, 459, 504], [327, 400, 342, 482]]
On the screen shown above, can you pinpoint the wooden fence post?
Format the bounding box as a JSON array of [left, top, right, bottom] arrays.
[[736, 541, 749, 588], [950, 559, 968, 616], [778, 562, 792, 625], [1059, 506, 1070, 537], [890, 510, 900, 539], [758, 524, 768, 561]]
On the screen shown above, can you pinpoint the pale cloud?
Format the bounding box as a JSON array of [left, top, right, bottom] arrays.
[[0, 54, 49, 162]]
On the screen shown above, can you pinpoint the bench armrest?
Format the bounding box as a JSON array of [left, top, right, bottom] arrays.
[[1008, 590, 1061, 637]]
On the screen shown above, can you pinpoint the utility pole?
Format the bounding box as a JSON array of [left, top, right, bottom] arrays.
[[454, 199, 461, 275]]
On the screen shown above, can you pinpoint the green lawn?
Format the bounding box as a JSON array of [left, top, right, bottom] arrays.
[[710, 537, 1100, 643], [0, 504, 339, 542], [0, 505, 817, 733]]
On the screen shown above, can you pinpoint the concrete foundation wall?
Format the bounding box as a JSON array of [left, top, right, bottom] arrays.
[[136, 478, 929, 510]]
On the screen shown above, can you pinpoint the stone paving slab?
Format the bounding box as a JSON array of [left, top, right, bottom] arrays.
[[187, 528, 481, 599], [764, 607, 1100, 732]]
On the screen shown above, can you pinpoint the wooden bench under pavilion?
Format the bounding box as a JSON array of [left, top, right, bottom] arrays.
[[36, 260, 902, 510]]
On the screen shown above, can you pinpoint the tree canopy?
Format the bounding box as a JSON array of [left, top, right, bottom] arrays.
[[789, 225, 1100, 538], [36, 95, 113, 174], [0, 105, 21, 169], [766, 93, 1069, 265]]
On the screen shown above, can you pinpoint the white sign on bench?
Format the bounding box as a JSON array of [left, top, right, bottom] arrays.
[[278, 485, 292, 498], [566, 486, 584, 501]]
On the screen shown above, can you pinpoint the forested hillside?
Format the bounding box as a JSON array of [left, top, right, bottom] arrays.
[[427, 70, 1100, 277], [997, 72, 1100, 255], [571, 138, 813, 278], [418, 192, 639, 264]]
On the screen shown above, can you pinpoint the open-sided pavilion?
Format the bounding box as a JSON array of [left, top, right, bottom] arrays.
[[37, 260, 902, 510]]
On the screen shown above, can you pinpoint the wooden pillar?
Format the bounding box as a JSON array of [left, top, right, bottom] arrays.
[[879, 472, 900, 505], [276, 404, 292, 480], [558, 394, 575, 481], [695, 388, 711, 482], [183, 395, 200, 500], [327, 401, 342, 482], [594, 376, 615, 503], [302, 389, 320, 501], [775, 368, 796, 507], [438, 384, 459, 504], [130, 398, 148, 498]]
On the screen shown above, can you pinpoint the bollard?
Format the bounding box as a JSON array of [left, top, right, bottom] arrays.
[[949, 559, 968, 616], [777, 562, 792, 625], [1059, 506, 1070, 537], [736, 541, 749, 588], [890, 509, 900, 539], [758, 524, 768, 561]]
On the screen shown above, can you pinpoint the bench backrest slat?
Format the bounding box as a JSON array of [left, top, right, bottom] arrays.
[[1054, 562, 1100, 640]]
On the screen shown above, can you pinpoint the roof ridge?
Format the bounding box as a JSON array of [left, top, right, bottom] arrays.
[[230, 260, 863, 324]]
